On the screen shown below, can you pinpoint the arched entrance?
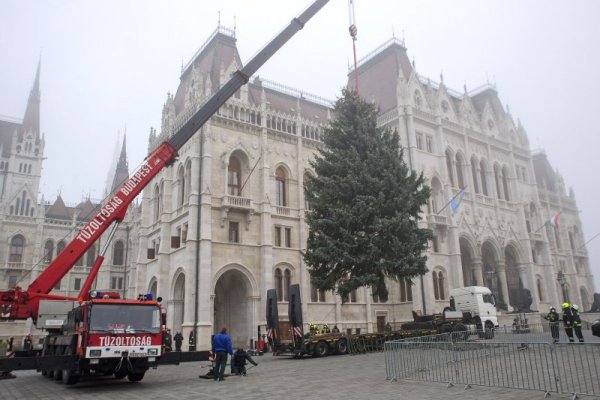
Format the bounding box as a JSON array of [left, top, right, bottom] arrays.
[[459, 237, 475, 286], [172, 273, 185, 334], [482, 241, 505, 307], [505, 245, 524, 310], [214, 269, 253, 348]]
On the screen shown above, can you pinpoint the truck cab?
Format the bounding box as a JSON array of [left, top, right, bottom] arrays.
[[449, 286, 499, 332]]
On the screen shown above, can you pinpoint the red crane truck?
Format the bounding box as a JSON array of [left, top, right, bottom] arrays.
[[0, 0, 328, 384]]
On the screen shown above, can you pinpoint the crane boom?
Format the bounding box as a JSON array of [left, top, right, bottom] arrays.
[[0, 0, 329, 321]]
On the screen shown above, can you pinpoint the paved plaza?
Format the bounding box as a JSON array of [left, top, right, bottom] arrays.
[[2, 350, 593, 400]]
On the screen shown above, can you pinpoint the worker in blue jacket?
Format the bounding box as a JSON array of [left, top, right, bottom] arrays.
[[212, 327, 233, 381]]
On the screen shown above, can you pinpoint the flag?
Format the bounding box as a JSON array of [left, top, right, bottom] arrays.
[[450, 188, 466, 216], [548, 214, 559, 228]]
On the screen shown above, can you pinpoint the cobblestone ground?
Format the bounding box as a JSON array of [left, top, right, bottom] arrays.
[[2, 350, 597, 400]]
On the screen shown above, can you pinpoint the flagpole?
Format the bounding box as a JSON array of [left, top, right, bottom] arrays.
[[578, 231, 600, 251], [436, 186, 466, 215], [532, 211, 561, 234]]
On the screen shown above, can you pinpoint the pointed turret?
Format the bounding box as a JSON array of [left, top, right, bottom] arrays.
[[23, 58, 41, 139], [110, 134, 129, 194]]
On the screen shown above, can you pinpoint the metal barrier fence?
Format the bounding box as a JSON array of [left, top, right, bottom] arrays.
[[385, 325, 600, 397]]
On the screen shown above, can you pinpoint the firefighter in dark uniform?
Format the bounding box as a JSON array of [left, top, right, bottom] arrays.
[[544, 306, 560, 343], [571, 304, 584, 343], [174, 332, 184, 351], [561, 302, 575, 343]]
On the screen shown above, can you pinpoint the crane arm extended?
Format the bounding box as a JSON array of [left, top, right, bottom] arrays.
[[0, 0, 328, 321]]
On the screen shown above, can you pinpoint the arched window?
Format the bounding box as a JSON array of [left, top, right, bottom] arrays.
[[470, 156, 479, 194], [479, 160, 488, 196], [502, 166, 510, 201], [153, 184, 160, 222], [303, 172, 311, 210], [228, 156, 241, 196], [413, 90, 422, 109], [184, 161, 191, 204], [494, 164, 503, 199], [56, 240, 66, 256], [455, 153, 465, 189], [275, 167, 287, 206], [569, 231, 575, 250], [311, 281, 326, 302], [113, 240, 124, 265], [445, 149, 454, 186], [177, 166, 185, 207], [400, 279, 413, 302], [429, 177, 442, 214], [536, 276, 545, 302], [284, 269, 291, 301], [432, 268, 446, 300], [275, 268, 283, 301], [43, 239, 54, 263], [86, 244, 96, 267], [9, 235, 25, 263]]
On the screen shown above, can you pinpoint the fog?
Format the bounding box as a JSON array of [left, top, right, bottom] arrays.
[[1, 0, 599, 290]]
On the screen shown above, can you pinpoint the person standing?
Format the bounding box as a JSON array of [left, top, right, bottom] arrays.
[[561, 302, 575, 343], [544, 307, 560, 343], [571, 304, 585, 343], [174, 332, 183, 351], [212, 327, 233, 381]]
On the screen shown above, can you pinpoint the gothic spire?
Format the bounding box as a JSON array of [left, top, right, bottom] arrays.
[[110, 133, 129, 194], [23, 58, 41, 139]]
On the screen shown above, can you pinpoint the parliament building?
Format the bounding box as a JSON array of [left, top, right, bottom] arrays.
[[1, 27, 595, 349]]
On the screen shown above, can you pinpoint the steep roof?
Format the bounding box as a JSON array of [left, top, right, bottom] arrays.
[[347, 39, 413, 113], [0, 119, 18, 158], [45, 195, 72, 219], [173, 27, 242, 114], [532, 152, 556, 191]]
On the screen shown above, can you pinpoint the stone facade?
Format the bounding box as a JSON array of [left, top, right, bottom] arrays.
[[1, 29, 595, 350]]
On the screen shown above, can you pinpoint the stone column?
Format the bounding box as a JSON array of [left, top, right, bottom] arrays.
[[471, 257, 484, 286], [496, 262, 511, 311]]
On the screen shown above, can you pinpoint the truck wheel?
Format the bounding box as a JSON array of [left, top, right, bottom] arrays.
[[128, 371, 145, 382], [114, 370, 128, 379], [335, 338, 348, 355], [484, 322, 495, 339], [438, 324, 453, 340], [453, 323, 468, 341], [53, 368, 63, 381], [313, 341, 328, 357], [62, 348, 80, 385]]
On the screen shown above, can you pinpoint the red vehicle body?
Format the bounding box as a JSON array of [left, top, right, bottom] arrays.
[[0, 0, 328, 385], [40, 293, 165, 384]]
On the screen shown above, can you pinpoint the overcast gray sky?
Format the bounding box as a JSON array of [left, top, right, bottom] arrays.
[[2, 0, 600, 291]]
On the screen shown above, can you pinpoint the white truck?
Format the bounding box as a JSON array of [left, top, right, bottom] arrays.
[[403, 286, 499, 339]]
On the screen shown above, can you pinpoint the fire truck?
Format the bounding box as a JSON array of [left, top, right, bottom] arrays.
[[0, 0, 328, 384]]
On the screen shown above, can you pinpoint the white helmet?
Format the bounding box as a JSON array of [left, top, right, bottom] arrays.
[[572, 304, 579, 311]]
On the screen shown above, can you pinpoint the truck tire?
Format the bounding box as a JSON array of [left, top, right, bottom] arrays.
[[453, 323, 468, 341], [128, 371, 146, 382], [438, 324, 453, 340], [62, 348, 80, 385], [484, 321, 495, 339], [114, 369, 128, 379], [335, 338, 348, 355], [313, 341, 328, 357]]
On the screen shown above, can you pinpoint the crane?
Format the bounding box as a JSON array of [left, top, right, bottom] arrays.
[[0, 0, 329, 384]]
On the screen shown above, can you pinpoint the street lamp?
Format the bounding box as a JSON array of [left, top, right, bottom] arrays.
[[557, 271, 568, 302]]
